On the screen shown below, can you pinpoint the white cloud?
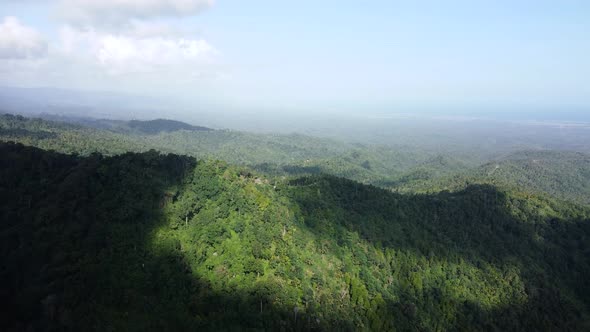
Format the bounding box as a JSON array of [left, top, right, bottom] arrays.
[[58, 0, 214, 26], [58, 25, 216, 75], [97, 35, 215, 74], [0, 16, 48, 59], [0, 2, 223, 95]]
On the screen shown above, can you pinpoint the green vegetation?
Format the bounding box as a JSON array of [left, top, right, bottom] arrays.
[[474, 151, 590, 205], [0, 113, 464, 185], [126, 119, 213, 134], [2, 141, 590, 331], [3, 112, 590, 204], [395, 151, 590, 205], [35, 116, 214, 135], [3, 113, 590, 205]]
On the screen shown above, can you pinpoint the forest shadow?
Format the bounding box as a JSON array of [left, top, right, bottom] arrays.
[[289, 174, 589, 266], [287, 175, 590, 329], [0, 143, 350, 331], [2, 142, 589, 331]]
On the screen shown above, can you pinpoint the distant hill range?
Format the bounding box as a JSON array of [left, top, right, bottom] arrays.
[[474, 150, 590, 204], [35, 114, 213, 135], [127, 119, 213, 134], [2, 112, 589, 205], [393, 149, 590, 205]]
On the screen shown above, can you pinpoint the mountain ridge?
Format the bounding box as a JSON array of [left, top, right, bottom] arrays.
[[2, 141, 590, 330]]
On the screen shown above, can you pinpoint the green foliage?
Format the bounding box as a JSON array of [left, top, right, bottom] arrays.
[[0, 113, 462, 187], [395, 150, 590, 205], [3, 113, 590, 208], [126, 119, 212, 134], [2, 142, 590, 331]]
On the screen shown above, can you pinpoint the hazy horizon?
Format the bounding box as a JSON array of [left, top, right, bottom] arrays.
[[1, 0, 589, 115]]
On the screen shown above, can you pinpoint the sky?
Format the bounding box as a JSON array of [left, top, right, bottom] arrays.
[[0, 0, 589, 112]]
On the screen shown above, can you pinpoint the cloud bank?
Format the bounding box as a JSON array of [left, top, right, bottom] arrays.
[[0, 17, 48, 59], [0, 0, 224, 96], [59, 25, 216, 75]]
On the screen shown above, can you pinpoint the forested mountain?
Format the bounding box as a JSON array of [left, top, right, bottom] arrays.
[[2, 142, 590, 331], [3, 0, 588, 330], [3, 113, 590, 207], [35, 115, 212, 135], [0, 113, 458, 185], [394, 150, 590, 205], [380, 155, 471, 189], [127, 119, 212, 134], [475, 151, 590, 204]]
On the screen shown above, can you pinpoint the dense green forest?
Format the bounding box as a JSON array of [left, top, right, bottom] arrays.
[[474, 151, 590, 205], [3, 0, 589, 330], [3, 113, 590, 205], [2, 141, 590, 331], [0, 113, 465, 186], [395, 151, 590, 205], [126, 119, 213, 134]]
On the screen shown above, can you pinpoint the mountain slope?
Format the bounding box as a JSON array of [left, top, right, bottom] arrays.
[[127, 119, 212, 134], [3, 113, 590, 206], [0, 113, 455, 184], [2, 142, 590, 331], [35, 115, 213, 134], [476, 150, 590, 204], [394, 150, 590, 205]]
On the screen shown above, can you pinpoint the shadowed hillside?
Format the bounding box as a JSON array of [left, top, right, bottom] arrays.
[[2, 142, 590, 331]]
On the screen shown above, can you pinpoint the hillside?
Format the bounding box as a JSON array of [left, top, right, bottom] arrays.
[[0, 113, 459, 185], [379, 155, 471, 188], [393, 150, 590, 205], [127, 119, 213, 134], [4, 113, 590, 207], [36, 114, 213, 135], [2, 142, 590, 331], [475, 151, 590, 204]]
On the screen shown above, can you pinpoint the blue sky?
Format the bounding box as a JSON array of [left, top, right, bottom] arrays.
[[0, 0, 589, 112]]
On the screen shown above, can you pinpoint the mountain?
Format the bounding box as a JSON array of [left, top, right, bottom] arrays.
[[394, 150, 590, 206], [126, 119, 213, 134], [35, 114, 213, 135], [379, 155, 471, 189], [0, 113, 453, 184], [4, 113, 590, 208], [2, 142, 590, 331], [475, 150, 590, 204]]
